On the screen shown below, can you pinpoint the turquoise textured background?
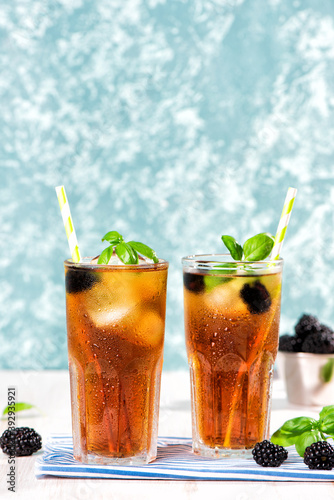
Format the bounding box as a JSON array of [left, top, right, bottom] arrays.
[[1, 0, 334, 370]]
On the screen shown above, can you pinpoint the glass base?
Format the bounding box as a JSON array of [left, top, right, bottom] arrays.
[[193, 442, 253, 459], [73, 450, 156, 465]]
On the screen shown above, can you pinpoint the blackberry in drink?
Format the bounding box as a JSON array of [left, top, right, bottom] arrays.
[[182, 255, 283, 457], [65, 257, 168, 464]]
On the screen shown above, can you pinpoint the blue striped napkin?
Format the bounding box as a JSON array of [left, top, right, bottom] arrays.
[[35, 435, 334, 481]]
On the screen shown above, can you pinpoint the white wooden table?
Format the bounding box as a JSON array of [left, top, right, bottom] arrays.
[[0, 370, 331, 499]]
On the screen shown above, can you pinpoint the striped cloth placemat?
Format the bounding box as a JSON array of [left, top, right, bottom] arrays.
[[35, 435, 334, 481]]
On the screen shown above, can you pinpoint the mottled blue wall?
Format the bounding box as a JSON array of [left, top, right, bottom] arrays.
[[1, 0, 334, 370]]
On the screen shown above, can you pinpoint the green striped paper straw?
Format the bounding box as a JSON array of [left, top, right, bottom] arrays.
[[55, 185, 81, 263], [271, 187, 297, 261]]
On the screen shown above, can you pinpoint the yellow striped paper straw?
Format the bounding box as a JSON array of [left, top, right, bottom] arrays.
[[55, 185, 81, 263], [271, 187, 297, 260]]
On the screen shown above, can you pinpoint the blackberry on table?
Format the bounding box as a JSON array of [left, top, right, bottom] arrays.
[[252, 440, 288, 467], [240, 281, 271, 314], [294, 314, 321, 341], [301, 330, 334, 354], [304, 441, 334, 470], [0, 427, 42, 457]]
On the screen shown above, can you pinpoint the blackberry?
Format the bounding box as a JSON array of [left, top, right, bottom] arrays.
[[319, 324, 334, 336], [0, 427, 42, 456], [279, 334, 296, 352], [66, 269, 100, 294], [183, 272, 204, 293], [279, 334, 303, 352], [304, 441, 334, 470], [252, 440, 288, 467], [295, 314, 321, 341], [240, 281, 271, 314], [301, 330, 334, 354]]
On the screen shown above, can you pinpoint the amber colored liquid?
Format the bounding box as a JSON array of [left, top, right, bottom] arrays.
[[65, 264, 168, 460], [184, 271, 282, 450]]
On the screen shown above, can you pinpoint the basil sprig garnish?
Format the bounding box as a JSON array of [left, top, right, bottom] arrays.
[[221, 232, 275, 261], [97, 231, 159, 265], [271, 405, 334, 457]]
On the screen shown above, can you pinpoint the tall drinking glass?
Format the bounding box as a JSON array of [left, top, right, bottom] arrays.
[[65, 257, 168, 465], [182, 255, 283, 458]]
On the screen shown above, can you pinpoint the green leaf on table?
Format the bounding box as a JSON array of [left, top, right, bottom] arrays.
[[101, 231, 124, 246], [243, 233, 275, 261], [319, 405, 334, 421], [97, 245, 114, 265], [320, 361, 334, 383], [127, 241, 159, 263], [271, 417, 317, 447], [115, 242, 139, 264], [221, 235, 243, 261], [2, 402, 35, 415], [295, 430, 323, 457], [319, 406, 334, 435]]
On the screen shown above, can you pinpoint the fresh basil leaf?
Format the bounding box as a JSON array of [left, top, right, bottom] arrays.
[[2, 402, 35, 415], [271, 430, 298, 447], [271, 417, 317, 447], [221, 235, 243, 261], [319, 406, 334, 435], [126, 243, 139, 264], [320, 419, 334, 436], [214, 263, 238, 270], [115, 242, 138, 264], [277, 416, 317, 434], [97, 246, 114, 265], [321, 360, 334, 383], [127, 241, 159, 263], [319, 405, 334, 422], [243, 233, 275, 261], [204, 275, 232, 291], [101, 231, 123, 246], [295, 431, 323, 457]]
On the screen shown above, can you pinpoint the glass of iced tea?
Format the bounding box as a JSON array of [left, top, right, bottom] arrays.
[[65, 257, 168, 465], [182, 254, 283, 458]]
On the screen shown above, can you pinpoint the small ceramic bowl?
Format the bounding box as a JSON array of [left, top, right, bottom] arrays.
[[277, 351, 334, 407]]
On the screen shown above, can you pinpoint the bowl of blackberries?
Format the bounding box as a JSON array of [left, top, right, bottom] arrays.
[[277, 314, 334, 407]]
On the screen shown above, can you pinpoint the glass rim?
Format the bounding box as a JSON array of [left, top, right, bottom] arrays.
[[64, 257, 169, 271], [181, 253, 283, 271]]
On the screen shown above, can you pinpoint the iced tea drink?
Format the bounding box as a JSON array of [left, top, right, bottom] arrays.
[[183, 255, 283, 457], [65, 257, 168, 464]]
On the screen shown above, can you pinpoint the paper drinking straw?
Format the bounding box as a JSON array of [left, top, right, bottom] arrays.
[[271, 187, 297, 260], [55, 185, 81, 263]]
